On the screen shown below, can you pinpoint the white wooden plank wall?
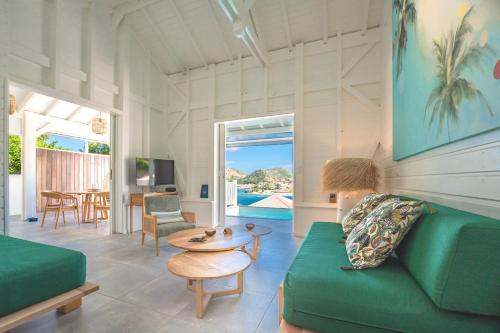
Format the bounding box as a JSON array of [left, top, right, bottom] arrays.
[[162, 28, 383, 207], [0, 0, 8, 233], [378, 4, 500, 220], [1, 0, 165, 233]]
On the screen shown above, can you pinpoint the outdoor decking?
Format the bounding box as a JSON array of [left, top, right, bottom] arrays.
[[6, 214, 298, 333]]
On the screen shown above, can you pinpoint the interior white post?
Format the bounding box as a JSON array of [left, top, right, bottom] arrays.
[[1, 0, 9, 234], [22, 112, 38, 221]]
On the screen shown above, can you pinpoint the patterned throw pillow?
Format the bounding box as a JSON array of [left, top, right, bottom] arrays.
[[345, 199, 423, 269], [342, 193, 392, 235]]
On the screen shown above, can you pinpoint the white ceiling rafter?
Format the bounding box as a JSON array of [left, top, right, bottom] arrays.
[[322, 0, 328, 44], [169, 0, 208, 68], [17, 92, 35, 112], [206, 0, 235, 63], [66, 106, 83, 121], [111, 0, 163, 30], [361, 0, 371, 36], [140, 7, 184, 72], [43, 99, 60, 116], [217, 0, 268, 66], [279, 0, 293, 50], [249, 7, 264, 47]]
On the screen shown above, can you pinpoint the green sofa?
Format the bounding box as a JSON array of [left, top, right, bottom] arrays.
[[283, 201, 500, 332], [0, 235, 87, 317]]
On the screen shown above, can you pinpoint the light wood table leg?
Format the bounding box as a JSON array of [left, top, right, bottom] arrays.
[[190, 272, 245, 318], [241, 236, 261, 261]]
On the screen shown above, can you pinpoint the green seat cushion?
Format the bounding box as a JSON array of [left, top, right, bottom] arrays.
[[396, 200, 500, 317], [158, 222, 195, 237], [0, 235, 86, 317], [283, 222, 500, 333]]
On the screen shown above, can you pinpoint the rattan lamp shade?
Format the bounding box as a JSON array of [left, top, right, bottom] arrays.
[[9, 94, 16, 115], [321, 158, 379, 222], [91, 116, 108, 135], [321, 158, 378, 192]]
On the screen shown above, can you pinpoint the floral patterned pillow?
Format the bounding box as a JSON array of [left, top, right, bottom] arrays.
[[345, 199, 423, 269], [341, 193, 392, 235]]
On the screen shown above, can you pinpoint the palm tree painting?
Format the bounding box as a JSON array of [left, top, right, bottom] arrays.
[[425, 6, 494, 138], [393, 0, 417, 78], [392, 0, 500, 160]]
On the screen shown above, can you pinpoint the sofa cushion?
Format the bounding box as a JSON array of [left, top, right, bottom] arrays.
[[0, 235, 86, 317], [346, 199, 422, 269], [283, 222, 500, 333], [396, 200, 500, 317], [341, 193, 392, 234], [158, 221, 195, 237]]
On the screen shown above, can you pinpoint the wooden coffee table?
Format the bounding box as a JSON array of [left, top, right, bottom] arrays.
[[167, 250, 251, 318], [166, 227, 252, 252], [232, 225, 272, 260]]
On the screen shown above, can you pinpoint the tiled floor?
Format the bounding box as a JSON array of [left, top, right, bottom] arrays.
[[7, 214, 301, 333]]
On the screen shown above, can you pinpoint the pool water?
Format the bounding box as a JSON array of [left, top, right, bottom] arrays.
[[228, 190, 293, 220]]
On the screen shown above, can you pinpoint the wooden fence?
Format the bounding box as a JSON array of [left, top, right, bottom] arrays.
[[36, 148, 110, 212]]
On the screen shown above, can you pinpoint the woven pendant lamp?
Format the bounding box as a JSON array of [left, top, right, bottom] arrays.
[[91, 113, 108, 135], [322, 158, 378, 222], [9, 94, 16, 115]]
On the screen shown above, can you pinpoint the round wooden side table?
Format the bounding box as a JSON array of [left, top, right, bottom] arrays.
[[167, 250, 251, 318]]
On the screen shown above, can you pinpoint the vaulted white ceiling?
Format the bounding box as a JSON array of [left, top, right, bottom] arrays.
[[111, 0, 385, 74]]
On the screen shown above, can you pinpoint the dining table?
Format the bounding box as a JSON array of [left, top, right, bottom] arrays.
[[66, 190, 103, 224]]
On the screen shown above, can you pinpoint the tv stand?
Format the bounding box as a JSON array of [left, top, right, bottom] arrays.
[[129, 191, 178, 237]]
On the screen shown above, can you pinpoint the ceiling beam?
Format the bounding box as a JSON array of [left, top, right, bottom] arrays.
[[17, 92, 35, 112], [43, 100, 60, 116], [66, 106, 83, 121], [169, 0, 208, 68], [206, 0, 234, 63], [279, 0, 293, 50], [217, 0, 268, 66], [322, 0, 328, 44], [111, 0, 162, 30], [361, 0, 370, 36], [140, 7, 184, 72], [227, 125, 293, 136]]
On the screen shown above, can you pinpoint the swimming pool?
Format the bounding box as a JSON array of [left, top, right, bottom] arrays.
[[227, 190, 293, 220]]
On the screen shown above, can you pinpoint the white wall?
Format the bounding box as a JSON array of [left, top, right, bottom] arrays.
[[378, 3, 500, 219], [0, 0, 165, 233], [0, 0, 8, 233], [159, 29, 384, 235]]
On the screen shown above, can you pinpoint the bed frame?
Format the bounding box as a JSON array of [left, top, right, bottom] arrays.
[[0, 282, 98, 333]]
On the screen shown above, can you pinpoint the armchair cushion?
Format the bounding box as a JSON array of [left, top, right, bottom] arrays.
[[158, 222, 196, 237], [151, 211, 185, 224]]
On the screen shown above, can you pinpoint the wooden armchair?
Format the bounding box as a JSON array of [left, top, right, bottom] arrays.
[[142, 194, 196, 256], [41, 191, 80, 229]]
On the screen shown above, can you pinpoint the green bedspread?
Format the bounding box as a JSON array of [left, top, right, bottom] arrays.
[[0, 235, 86, 317]]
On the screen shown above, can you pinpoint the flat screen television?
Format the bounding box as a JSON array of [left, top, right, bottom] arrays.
[[136, 158, 175, 186]]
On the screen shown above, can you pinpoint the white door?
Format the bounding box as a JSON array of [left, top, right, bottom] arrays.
[[216, 123, 226, 227]]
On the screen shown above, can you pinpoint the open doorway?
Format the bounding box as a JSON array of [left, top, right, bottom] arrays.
[[221, 115, 294, 230], [8, 84, 112, 239]]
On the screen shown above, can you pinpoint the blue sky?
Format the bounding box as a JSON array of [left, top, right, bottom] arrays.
[[226, 143, 293, 174], [46, 134, 85, 151]]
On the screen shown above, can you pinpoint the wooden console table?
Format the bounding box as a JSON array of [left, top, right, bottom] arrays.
[[129, 192, 177, 236]]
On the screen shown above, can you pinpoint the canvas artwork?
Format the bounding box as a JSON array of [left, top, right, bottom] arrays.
[[392, 0, 500, 160]]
